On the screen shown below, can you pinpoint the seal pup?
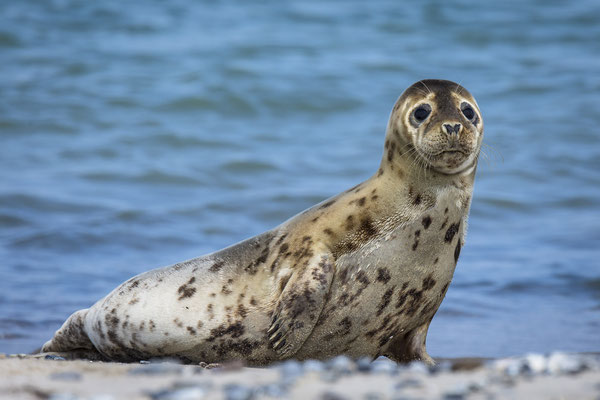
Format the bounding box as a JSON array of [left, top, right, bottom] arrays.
[[41, 79, 483, 366]]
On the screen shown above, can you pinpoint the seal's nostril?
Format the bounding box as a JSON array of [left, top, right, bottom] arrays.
[[453, 124, 461, 133], [444, 124, 454, 134]]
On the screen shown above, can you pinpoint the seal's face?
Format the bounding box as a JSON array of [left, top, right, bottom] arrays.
[[394, 80, 484, 175]]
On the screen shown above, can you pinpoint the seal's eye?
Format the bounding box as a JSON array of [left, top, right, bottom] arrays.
[[413, 105, 431, 122], [461, 104, 475, 120]]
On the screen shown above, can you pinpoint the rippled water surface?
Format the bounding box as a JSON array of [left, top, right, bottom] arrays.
[[1, 0, 599, 357]]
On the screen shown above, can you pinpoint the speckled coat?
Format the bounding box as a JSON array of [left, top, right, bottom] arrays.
[[42, 79, 483, 366]]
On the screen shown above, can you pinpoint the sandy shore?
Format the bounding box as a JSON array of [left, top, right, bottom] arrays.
[[0, 353, 598, 400]]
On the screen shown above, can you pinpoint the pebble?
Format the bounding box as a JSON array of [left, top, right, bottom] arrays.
[[304, 359, 327, 373], [129, 363, 183, 375], [327, 355, 354, 375], [278, 359, 305, 384], [547, 352, 585, 375], [49, 371, 82, 381], [356, 357, 373, 372], [396, 378, 423, 388], [370, 358, 398, 375], [45, 354, 66, 361], [523, 353, 546, 374], [224, 383, 254, 400], [256, 382, 287, 398], [407, 361, 430, 375], [48, 394, 80, 400], [320, 391, 348, 400], [148, 382, 211, 400], [442, 383, 469, 400]]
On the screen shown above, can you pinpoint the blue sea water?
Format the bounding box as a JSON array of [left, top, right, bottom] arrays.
[[1, 0, 599, 358]]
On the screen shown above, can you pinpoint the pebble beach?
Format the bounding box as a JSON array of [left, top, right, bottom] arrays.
[[1, 353, 598, 400]]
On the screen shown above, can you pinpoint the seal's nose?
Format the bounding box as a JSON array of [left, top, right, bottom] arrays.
[[444, 123, 461, 136]]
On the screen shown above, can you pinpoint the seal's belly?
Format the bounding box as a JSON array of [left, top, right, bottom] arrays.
[[83, 260, 276, 362]]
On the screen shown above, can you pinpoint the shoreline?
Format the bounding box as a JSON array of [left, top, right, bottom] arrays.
[[1, 352, 598, 399]]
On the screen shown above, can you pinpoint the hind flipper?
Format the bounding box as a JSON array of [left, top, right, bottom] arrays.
[[41, 309, 95, 353], [384, 321, 435, 365]]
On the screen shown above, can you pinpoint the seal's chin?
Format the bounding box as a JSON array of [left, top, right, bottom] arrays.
[[418, 148, 476, 175]]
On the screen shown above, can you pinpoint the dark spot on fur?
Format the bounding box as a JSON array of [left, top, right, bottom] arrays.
[[413, 194, 422, 205], [359, 217, 377, 238], [245, 245, 270, 275], [221, 278, 234, 295], [209, 260, 225, 273], [376, 287, 395, 316], [345, 215, 355, 230], [149, 320, 156, 332], [376, 268, 391, 284], [422, 216, 432, 229], [445, 207, 449, 214], [434, 257, 439, 264], [440, 217, 449, 230], [187, 326, 196, 335], [412, 239, 419, 251], [356, 270, 370, 286], [250, 297, 257, 306], [454, 238, 462, 262], [207, 322, 245, 342], [338, 268, 349, 285], [279, 243, 289, 253], [358, 197, 366, 206], [319, 199, 336, 209], [445, 222, 460, 243], [275, 234, 288, 246], [311, 216, 319, 223], [129, 298, 139, 305], [324, 317, 353, 341], [177, 277, 197, 300], [236, 304, 248, 319], [377, 168, 384, 177], [422, 275, 436, 291], [440, 282, 450, 295], [279, 274, 292, 292], [323, 228, 334, 236]]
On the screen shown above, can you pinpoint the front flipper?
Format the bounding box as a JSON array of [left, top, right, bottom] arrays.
[[267, 252, 334, 358]]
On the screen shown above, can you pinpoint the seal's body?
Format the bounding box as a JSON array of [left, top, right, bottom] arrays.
[[42, 79, 483, 365]]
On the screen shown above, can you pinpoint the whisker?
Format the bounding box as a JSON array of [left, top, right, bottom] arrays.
[[420, 80, 432, 94]]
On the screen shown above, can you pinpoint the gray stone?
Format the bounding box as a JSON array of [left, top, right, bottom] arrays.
[[49, 372, 82, 381], [224, 383, 254, 400], [443, 384, 469, 400], [303, 359, 326, 373], [257, 383, 287, 398], [45, 354, 66, 361], [407, 361, 430, 375], [327, 355, 354, 375], [148, 382, 212, 400], [129, 363, 183, 375], [547, 352, 585, 375], [356, 357, 372, 372], [278, 359, 304, 384], [370, 358, 398, 375], [363, 392, 384, 400], [48, 394, 80, 400], [523, 353, 547, 375], [320, 391, 348, 400]]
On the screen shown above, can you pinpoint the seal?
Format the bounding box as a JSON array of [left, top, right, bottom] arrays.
[[41, 79, 483, 366]]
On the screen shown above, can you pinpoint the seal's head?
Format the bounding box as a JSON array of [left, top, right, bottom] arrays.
[[388, 79, 484, 175]]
